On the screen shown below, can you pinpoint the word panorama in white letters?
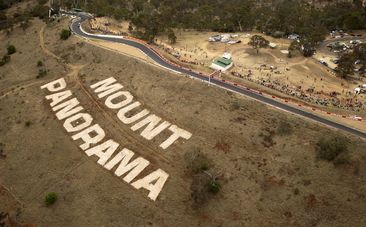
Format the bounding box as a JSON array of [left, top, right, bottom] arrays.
[[90, 77, 192, 150], [41, 78, 168, 201]]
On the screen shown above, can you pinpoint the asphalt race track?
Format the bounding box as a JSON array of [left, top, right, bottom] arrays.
[[68, 13, 366, 139]]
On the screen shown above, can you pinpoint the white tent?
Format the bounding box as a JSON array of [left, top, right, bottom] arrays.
[[269, 43, 277, 48], [222, 52, 232, 60]]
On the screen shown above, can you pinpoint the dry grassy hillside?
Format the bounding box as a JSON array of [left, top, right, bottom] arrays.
[[0, 17, 366, 226]]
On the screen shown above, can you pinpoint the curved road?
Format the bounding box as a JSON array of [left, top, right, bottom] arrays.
[[68, 13, 366, 139]]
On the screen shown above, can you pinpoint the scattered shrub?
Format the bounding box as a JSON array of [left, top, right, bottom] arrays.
[[190, 172, 221, 209], [208, 180, 221, 194], [277, 121, 293, 136], [44, 192, 57, 205], [7, 45, 16, 55], [230, 101, 241, 111], [260, 128, 276, 148], [185, 149, 222, 208], [0, 55, 10, 66], [0, 142, 6, 159], [24, 121, 31, 127], [37, 60, 43, 67], [190, 173, 211, 208], [184, 149, 209, 174], [37, 68, 47, 78], [60, 29, 71, 40], [3, 55, 10, 62], [316, 136, 348, 162], [333, 152, 350, 165]]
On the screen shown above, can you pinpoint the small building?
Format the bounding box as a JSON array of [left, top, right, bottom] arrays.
[[210, 53, 233, 71], [269, 43, 277, 49], [222, 52, 232, 60]]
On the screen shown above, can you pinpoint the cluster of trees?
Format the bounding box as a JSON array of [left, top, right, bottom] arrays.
[[184, 149, 221, 209], [2, 0, 366, 46], [56, 0, 366, 44], [0, 0, 22, 10], [287, 39, 317, 58], [336, 43, 366, 78], [0, 0, 48, 31]]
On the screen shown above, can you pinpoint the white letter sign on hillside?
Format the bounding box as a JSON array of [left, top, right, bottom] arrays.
[[117, 101, 150, 124], [91, 77, 192, 149], [41, 78, 170, 201], [105, 91, 133, 109]]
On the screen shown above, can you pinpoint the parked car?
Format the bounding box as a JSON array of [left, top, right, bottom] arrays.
[[319, 59, 328, 66], [350, 40, 362, 44]]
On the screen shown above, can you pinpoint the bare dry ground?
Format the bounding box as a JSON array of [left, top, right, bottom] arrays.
[[1, 18, 366, 226]]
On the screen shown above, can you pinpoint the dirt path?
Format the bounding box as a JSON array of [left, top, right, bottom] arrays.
[[0, 26, 64, 100], [0, 77, 47, 100], [39, 25, 62, 61], [0, 25, 66, 100]]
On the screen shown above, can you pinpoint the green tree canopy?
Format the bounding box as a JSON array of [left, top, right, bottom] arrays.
[[167, 29, 176, 44], [336, 43, 366, 78], [248, 35, 269, 54], [60, 29, 71, 40], [7, 45, 16, 55], [336, 53, 355, 79], [55, 0, 366, 44]]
